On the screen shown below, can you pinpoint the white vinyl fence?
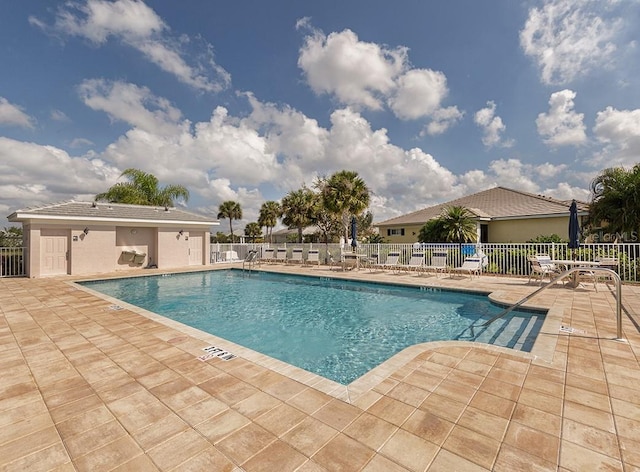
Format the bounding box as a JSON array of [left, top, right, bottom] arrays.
[[210, 242, 640, 283]]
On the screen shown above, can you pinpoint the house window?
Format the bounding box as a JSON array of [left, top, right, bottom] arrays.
[[387, 228, 405, 236]]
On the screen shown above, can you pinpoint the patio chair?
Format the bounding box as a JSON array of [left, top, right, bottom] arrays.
[[378, 252, 402, 273], [449, 256, 482, 279], [400, 252, 426, 274], [260, 248, 275, 264], [288, 248, 304, 264], [305, 249, 320, 267], [275, 248, 287, 264], [528, 255, 554, 285], [424, 251, 448, 277]]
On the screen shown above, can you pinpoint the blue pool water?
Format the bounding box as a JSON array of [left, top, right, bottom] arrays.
[[81, 270, 545, 384]]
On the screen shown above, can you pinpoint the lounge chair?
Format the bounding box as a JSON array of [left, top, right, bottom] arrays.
[[275, 248, 287, 264], [260, 248, 275, 264], [424, 251, 448, 277], [289, 248, 304, 264], [305, 249, 320, 267], [400, 252, 425, 274], [450, 256, 482, 279], [527, 255, 554, 285], [364, 251, 398, 272]]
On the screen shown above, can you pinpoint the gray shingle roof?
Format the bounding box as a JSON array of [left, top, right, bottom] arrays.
[[8, 201, 218, 225], [376, 187, 589, 226]]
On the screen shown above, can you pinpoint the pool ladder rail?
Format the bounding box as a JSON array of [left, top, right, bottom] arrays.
[[475, 267, 624, 341], [242, 250, 259, 273]]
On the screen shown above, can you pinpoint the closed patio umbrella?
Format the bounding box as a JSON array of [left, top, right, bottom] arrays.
[[350, 216, 357, 251], [568, 200, 580, 260]]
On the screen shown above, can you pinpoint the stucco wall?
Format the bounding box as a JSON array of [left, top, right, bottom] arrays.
[[71, 225, 116, 275], [488, 217, 569, 242], [115, 226, 155, 269], [156, 228, 190, 268]]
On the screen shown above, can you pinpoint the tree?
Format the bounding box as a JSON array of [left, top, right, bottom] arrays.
[[0, 226, 23, 247], [258, 201, 281, 243], [439, 206, 477, 245], [418, 219, 447, 243], [217, 201, 242, 242], [281, 187, 315, 243], [95, 168, 189, 206], [318, 170, 370, 243], [589, 165, 640, 238], [244, 222, 262, 242]]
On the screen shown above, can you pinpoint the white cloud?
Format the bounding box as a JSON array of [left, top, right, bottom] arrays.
[[0, 97, 35, 128], [78, 79, 184, 135], [474, 101, 513, 148], [536, 89, 586, 146], [298, 28, 406, 110], [50, 109, 70, 122], [388, 69, 449, 120], [591, 106, 640, 167], [422, 106, 465, 136], [520, 0, 621, 85], [544, 182, 591, 202], [32, 0, 230, 92], [70, 138, 94, 148]]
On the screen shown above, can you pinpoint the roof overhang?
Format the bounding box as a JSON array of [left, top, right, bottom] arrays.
[[9, 213, 219, 227]]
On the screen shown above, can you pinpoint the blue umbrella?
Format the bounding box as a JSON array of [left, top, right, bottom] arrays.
[[350, 216, 357, 251], [568, 200, 580, 258]]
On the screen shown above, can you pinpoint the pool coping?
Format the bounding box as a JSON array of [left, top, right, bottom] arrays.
[[70, 265, 561, 404]]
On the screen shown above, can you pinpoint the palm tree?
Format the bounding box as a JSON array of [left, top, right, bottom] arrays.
[[217, 201, 242, 242], [95, 168, 189, 206], [281, 187, 315, 243], [258, 201, 282, 243], [244, 222, 262, 243], [589, 165, 640, 238], [318, 170, 370, 244], [439, 206, 477, 244]]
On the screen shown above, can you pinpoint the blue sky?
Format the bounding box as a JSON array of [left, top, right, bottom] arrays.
[[1, 0, 639, 229]]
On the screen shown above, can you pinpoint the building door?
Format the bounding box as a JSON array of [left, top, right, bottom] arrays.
[[41, 231, 68, 275], [188, 234, 203, 265]]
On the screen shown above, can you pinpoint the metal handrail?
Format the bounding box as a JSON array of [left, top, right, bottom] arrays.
[[242, 250, 259, 273], [483, 267, 624, 340]]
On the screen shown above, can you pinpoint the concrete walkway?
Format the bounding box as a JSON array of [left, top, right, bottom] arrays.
[[1, 264, 639, 471]]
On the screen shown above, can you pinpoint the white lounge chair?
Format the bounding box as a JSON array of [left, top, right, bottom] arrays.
[[289, 248, 304, 264], [450, 256, 482, 279], [260, 248, 275, 264], [527, 255, 553, 285], [424, 251, 448, 277], [275, 248, 287, 263], [400, 252, 425, 274], [305, 249, 320, 267], [364, 251, 397, 272]]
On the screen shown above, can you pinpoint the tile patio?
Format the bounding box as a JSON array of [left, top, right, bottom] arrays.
[[1, 263, 639, 471]]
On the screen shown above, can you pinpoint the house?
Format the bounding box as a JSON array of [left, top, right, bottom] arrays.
[[375, 186, 589, 243], [8, 201, 219, 278]]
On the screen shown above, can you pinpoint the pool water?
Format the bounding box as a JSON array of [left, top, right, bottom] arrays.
[[81, 270, 545, 384]]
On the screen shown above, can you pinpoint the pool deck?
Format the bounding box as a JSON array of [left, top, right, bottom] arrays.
[[1, 263, 639, 471]]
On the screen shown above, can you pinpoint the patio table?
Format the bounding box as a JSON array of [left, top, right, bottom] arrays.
[[550, 259, 601, 288]]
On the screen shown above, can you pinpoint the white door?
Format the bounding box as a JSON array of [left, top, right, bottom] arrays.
[[41, 232, 68, 275], [188, 234, 203, 265]]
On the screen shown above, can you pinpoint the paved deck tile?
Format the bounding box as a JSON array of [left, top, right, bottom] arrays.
[[1, 263, 639, 470]]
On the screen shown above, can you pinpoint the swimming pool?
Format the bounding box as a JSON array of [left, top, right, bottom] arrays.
[[81, 270, 545, 384]]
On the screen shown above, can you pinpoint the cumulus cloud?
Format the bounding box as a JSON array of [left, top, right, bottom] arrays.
[[297, 23, 462, 134], [31, 0, 230, 92], [474, 101, 513, 148], [520, 0, 621, 85], [78, 79, 184, 135], [591, 106, 640, 167], [0, 97, 35, 128], [422, 106, 465, 136], [388, 69, 449, 120], [536, 89, 586, 146], [298, 28, 405, 110]]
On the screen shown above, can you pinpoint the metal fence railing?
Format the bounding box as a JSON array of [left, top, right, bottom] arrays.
[[0, 247, 26, 277], [209, 242, 640, 283]]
